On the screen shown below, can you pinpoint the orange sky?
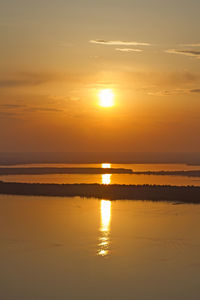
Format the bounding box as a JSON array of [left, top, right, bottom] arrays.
[[1, 0, 200, 152]]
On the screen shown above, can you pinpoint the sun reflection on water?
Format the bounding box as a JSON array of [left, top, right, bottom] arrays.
[[101, 163, 111, 169], [102, 174, 112, 184], [97, 200, 112, 257]]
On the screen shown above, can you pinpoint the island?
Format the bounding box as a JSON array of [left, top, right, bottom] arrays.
[[1, 181, 200, 203]]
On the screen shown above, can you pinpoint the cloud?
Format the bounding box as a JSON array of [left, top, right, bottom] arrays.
[[0, 71, 97, 90], [115, 48, 143, 52], [0, 79, 34, 88], [0, 104, 25, 119], [182, 43, 200, 47], [124, 70, 199, 89], [166, 49, 200, 59], [0, 104, 27, 109], [25, 107, 64, 113], [0, 72, 60, 88], [0, 95, 65, 118], [190, 89, 200, 93], [0, 111, 18, 119], [148, 88, 200, 96], [147, 89, 188, 96], [90, 39, 150, 46]]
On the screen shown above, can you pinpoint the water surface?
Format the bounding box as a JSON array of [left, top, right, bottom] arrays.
[[1, 163, 200, 186], [0, 195, 200, 299]]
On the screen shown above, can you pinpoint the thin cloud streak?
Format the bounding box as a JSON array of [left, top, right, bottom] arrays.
[[190, 89, 200, 93], [148, 88, 200, 96], [115, 48, 143, 52], [90, 39, 150, 46], [0, 72, 57, 88], [148, 89, 187, 96], [0, 104, 27, 109], [166, 49, 200, 59], [25, 107, 64, 113], [182, 43, 200, 47]]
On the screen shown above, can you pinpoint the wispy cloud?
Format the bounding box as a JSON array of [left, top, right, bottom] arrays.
[[116, 48, 143, 52], [0, 72, 60, 88], [0, 104, 27, 109], [25, 107, 64, 113], [166, 49, 200, 59], [190, 89, 200, 93], [0, 99, 64, 120], [0, 79, 36, 88], [182, 43, 200, 47], [148, 89, 188, 96], [148, 88, 200, 96], [0, 111, 19, 119], [90, 39, 150, 46]]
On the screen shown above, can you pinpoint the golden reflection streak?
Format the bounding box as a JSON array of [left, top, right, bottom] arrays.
[[100, 200, 111, 232], [102, 174, 112, 184], [101, 163, 111, 169], [97, 200, 112, 257]]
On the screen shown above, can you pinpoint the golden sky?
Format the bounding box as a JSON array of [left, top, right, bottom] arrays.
[[1, 0, 200, 152]]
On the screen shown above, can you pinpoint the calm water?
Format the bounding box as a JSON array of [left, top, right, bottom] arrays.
[[1, 163, 200, 186], [0, 195, 200, 300]]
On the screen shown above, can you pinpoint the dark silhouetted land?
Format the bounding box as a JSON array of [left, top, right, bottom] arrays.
[[1, 181, 200, 203], [0, 167, 133, 175], [2, 167, 200, 178], [132, 170, 200, 177]]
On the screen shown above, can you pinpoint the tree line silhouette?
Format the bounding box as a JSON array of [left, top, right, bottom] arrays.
[[0, 181, 200, 203]]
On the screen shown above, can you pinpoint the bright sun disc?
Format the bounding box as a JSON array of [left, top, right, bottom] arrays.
[[99, 89, 114, 107]]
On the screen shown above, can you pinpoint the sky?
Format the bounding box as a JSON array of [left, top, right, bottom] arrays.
[[1, 0, 200, 153]]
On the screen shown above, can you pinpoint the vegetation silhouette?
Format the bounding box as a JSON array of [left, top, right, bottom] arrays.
[[1, 168, 200, 177], [132, 170, 200, 177], [0, 167, 133, 175], [1, 181, 200, 203]]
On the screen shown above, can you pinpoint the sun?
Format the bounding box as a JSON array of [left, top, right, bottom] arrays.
[[98, 89, 114, 107]]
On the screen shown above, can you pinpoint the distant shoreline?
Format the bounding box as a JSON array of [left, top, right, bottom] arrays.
[[0, 167, 133, 175], [1, 167, 200, 178], [1, 181, 200, 203], [132, 170, 200, 177]]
